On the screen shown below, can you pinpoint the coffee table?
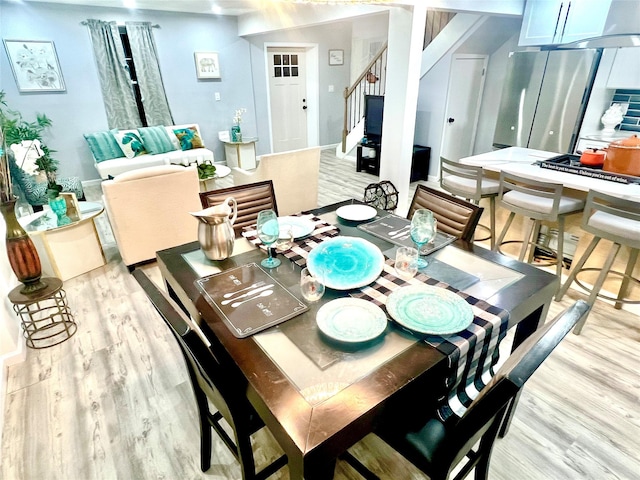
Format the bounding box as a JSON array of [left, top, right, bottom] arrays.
[[19, 201, 106, 280]]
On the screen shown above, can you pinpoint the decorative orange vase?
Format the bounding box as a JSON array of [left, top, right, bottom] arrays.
[[1, 197, 46, 294]]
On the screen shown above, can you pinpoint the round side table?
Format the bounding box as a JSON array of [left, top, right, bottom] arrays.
[[8, 277, 77, 349]]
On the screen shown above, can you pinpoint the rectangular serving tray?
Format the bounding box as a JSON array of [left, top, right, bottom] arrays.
[[537, 154, 640, 185]]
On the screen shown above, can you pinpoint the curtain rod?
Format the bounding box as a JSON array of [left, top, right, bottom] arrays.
[[81, 20, 160, 28]]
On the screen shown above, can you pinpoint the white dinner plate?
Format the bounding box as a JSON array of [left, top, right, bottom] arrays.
[[386, 285, 474, 335], [278, 216, 316, 239], [336, 204, 377, 222], [307, 236, 384, 290], [316, 298, 387, 343]]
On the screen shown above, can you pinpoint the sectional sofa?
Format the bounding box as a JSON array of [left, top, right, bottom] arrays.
[[84, 123, 214, 179]]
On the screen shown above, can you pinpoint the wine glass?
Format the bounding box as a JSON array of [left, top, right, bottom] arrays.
[[256, 209, 281, 268], [410, 209, 437, 268]]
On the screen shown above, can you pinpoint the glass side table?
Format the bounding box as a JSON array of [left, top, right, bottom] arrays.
[[8, 277, 77, 349]]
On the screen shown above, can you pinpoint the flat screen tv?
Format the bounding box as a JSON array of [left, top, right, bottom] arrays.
[[364, 94, 384, 143]]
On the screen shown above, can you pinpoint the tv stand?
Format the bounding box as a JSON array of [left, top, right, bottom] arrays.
[[356, 141, 380, 175]]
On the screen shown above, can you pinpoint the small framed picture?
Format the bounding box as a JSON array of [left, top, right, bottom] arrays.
[[3, 39, 66, 92], [194, 51, 221, 79], [329, 49, 344, 66]]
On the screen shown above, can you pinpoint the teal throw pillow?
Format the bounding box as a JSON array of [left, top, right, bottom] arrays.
[[113, 129, 148, 159], [138, 125, 176, 155], [173, 126, 205, 151], [83, 129, 124, 162]]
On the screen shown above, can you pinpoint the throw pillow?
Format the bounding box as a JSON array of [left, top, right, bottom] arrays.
[[113, 129, 148, 159], [173, 126, 205, 151], [138, 125, 176, 155], [83, 129, 124, 162]]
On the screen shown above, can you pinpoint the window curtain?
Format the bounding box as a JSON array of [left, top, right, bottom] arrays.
[[83, 19, 141, 129], [125, 22, 174, 126]]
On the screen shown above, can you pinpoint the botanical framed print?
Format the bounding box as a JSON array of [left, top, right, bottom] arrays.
[[3, 40, 66, 92], [194, 51, 221, 79], [329, 49, 344, 66]]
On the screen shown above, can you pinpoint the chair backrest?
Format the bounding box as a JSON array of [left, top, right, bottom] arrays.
[[102, 165, 201, 267], [132, 269, 253, 435], [407, 184, 483, 243], [581, 189, 640, 249], [432, 300, 590, 478], [232, 146, 321, 216], [497, 170, 564, 221], [199, 180, 278, 237], [439, 157, 484, 202]]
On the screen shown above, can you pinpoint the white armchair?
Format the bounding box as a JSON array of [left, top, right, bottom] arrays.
[[102, 165, 202, 268], [232, 146, 321, 216]]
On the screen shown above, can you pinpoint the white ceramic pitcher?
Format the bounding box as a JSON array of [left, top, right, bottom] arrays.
[[190, 197, 238, 261]]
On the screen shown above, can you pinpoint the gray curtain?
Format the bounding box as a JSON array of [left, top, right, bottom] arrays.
[[84, 19, 141, 129], [126, 22, 174, 126]]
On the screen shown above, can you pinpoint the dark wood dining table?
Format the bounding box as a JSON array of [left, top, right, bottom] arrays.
[[156, 200, 557, 480]]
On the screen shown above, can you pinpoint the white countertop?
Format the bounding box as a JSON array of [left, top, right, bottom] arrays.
[[460, 147, 640, 202]]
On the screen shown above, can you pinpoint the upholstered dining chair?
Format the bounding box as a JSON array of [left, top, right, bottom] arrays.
[[439, 157, 500, 248], [407, 184, 483, 243], [132, 270, 287, 480], [232, 146, 321, 216], [200, 180, 278, 237], [343, 300, 590, 480]]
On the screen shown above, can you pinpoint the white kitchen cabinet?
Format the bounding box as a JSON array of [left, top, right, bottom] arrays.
[[606, 47, 640, 89], [519, 0, 613, 46]]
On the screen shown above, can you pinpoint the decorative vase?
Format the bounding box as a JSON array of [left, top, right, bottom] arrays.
[[231, 124, 242, 142], [1, 197, 47, 294], [48, 196, 71, 226]]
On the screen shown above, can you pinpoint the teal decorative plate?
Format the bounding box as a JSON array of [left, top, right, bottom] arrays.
[[316, 298, 387, 343], [386, 285, 474, 335], [307, 236, 384, 290], [278, 216, 316, 239]]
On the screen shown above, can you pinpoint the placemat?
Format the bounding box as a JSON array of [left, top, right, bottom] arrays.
[[351, 258, 509, 420], [357, 214, 456, 253], [242, 213, 340, 268], [195, 263, 307, 338]]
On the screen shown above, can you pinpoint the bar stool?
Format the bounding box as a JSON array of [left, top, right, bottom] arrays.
[[493, 171, 585, 280], [555, 189, 640, 334], [440, 157, 499, 248]]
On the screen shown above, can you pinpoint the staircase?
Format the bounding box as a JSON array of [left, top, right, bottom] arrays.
[[337, 9, 456, 158]]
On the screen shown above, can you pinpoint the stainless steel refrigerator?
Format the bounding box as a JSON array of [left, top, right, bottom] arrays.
[[493, 49, 601, 153]]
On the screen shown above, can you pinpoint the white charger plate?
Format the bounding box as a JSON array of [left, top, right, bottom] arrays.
[[278, 216, 316, 239], [386, 285, 474, 335], [336, 204, 377, 222], [316, 298, 387, 343]]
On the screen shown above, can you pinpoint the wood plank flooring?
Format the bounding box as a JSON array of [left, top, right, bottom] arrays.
[[2, 149, 639, 479]]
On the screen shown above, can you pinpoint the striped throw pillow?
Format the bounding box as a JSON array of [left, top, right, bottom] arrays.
[[84, 129, 124, 162], [138, 125, 177, 155]]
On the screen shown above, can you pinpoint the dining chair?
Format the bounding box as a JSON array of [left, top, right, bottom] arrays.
[[200, 180, 278, 237], [439, 157, 500, 248], [407, 184, 483, 243], [132, 270, 288, 480], [555, 189, 640, 334], [343, 300, 590, 480], [493, 171, 585, 281]]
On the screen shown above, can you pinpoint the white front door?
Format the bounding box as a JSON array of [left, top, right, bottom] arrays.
[[440, 54, 488, 162], [268, 47, 308, 153]]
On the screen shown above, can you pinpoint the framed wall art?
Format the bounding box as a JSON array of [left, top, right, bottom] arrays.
[[3, 40, 66, 92], [194, 51, 221, 79], [328, 49, 344, 66]]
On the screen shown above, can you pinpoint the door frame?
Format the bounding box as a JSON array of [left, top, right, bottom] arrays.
[[439, 53, 488, 165], [264, 42, 319, 152]]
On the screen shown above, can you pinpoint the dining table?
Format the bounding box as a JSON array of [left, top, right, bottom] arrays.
[[156, 199, 557, 480]]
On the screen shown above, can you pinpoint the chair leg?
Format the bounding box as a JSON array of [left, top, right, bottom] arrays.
[[555, 216, 566, 280], [236, 430, 258, 480], [555, 236, 600, 302], [519, 218, 536, 262], [615, 248, 639, 309], [494, 212, 515, 252], [526, 220, 542, 264], [489, 196, 496, 250], [574, 242, 620, 334]]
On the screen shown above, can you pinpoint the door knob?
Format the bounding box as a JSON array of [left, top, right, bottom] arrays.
[[448, 118, 455, 123], [302, 106, 307, 110]]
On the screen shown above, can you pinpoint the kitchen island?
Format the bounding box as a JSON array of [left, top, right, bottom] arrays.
[[460, 146, 640, 202]]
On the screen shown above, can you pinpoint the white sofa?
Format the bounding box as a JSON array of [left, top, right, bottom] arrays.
[[101, 165, 202, 268], [89, 123, 214, 179]]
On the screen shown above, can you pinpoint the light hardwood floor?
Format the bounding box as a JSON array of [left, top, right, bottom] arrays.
[[2, 149, 639, 479]]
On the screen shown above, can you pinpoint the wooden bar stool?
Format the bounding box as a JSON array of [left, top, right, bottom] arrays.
[[493, 171, 585, 280], [440, 157, 499, 248], [555, 189, 640, 334]]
